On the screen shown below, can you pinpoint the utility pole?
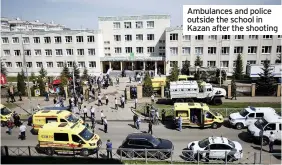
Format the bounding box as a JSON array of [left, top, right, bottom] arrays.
[[218, 40, 223, 87]]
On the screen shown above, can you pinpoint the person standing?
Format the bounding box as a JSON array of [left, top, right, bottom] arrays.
[[115, 98, 118, 110], [100, 110, 105, 125], [6, 119, 13, 135], [161, 109, 166, 124], [90, 106, 95, 119], [178, 116, 182, 132], [104, 117, 108, 133], [80, 94, 84, 104], [151, 94, 155, 104], [83, 106, 88, 121], [105, 94, 109, 105], [18, 91, 22, 101], [134, 98, 138, 109], [11, 92, 16, 103], [269, 131, 275, 153], [53, 97, 57, 105], [155, 110, 159, 125], [19, 122, 26, 140], [98, 94, 102, 106], [231, 78, 237, 100], [91, 117, 96, 133], [106, 139, 112, 159], [148, 121, 153, 134]]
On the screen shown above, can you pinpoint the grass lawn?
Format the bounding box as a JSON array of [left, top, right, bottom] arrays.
[[2, 103, 18, 109], [6, 77, 17, 82]]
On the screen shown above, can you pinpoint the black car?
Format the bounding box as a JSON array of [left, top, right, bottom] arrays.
[[117, 133, 174, 160]]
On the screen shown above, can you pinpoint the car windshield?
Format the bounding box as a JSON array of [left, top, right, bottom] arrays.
[[198, 138, 210, 148], [239, 109, 249, 117], [228, 140, 235, 148], [1, 107, 11, 116], [66, 114, 79, 123], [79, 128, 94, 141], [254, 118, 268, 129], [150, 135, 161, 146]]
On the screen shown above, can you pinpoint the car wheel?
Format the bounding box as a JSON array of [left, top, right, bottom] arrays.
[[235, 123, 243, 130], [262, 137, 269, 146], [80, 149, 89, 157], [45, 148, 54, 156], [227, 155, 235, 162], [126, 151, 134, 158], [211, 122, 218, 129]]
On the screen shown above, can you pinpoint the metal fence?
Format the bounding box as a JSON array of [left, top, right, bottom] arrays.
[[1, 146, 281, 164]]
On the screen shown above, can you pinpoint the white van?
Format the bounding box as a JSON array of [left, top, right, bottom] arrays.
[[247, 113, 281, 146], [228, 107, 276, 130]]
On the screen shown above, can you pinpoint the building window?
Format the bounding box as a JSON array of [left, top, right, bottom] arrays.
[[277, 46, 281, 54], [114, 35, 121, 41], [104, 41, 110, 44], [115, 47, 122, 54], [88, 49, 95, 55], [136, 47, 143, 54], [208, 47, 216, 54], [182, 47, 190, 55], [221, 47, 230, 55], [104, 47, 110, 51], [234, 46, 243, 54], [124, 22, 132, 28], [89, 61, 96, 68], [248, 46, 257, 54], [54, 36, 62, 43], [36, 62, 43, 68], [33, 37, 40, 43], [147, 47, 154, 53], [235, 35, 244, 40], [44, 37, 51, 43], [78, 62, 85, 68], [23, 37, 30, 44], [16, 62, 22, 68], [221, 61, 229, 67], [170, 33, 178, 41], [208, 35, 217, 40], [170, 47, 178, 55], [261, 46, 272, 54], [55, 49, 63, 56], [247, 60, 256, 65], [45, 49, 52, 56], [34, 49, 42, 56], [147, 34, 154, 41], [65, 36, 72, 43], [147, 21, 154, 28], [2, 37, 9, 43], [125, 47, 132, 53], [263, 35, 272, 39], [195, 35, 204, 40], [26, 62, 32, 68], [46, 62, 53, 68], [182, 61, 190, 66], [67, 61, 73, 67], [12, 37, 19, 43], [159, 40, 165, 44], [183, 35, 191, 41], [159, 47, 165, 50], [278, 35, 282, 39], [207, 61, 216, 67], [77, 49, 84, 55], [159, 52, 165, 56], [136, 21, 143, 28], [222, 35, 230, 40], [24, 50, 31, 56], [170, 61, 178, 67], [105, 53, 111, 56], [57, 62, 64, 68], [14, 50, 21, 56], [195, 47, 203, 55], [136, 34, 143, 41], [76, 36, 84, 43], [87, 36, 95, 42], [249, 35, 258, 40], [66, 49, 73, 55], [3, 50, 10, 56], [125, 35, 132, 41], [5, 62, 12, 68], [261, 60, 270, 64], [113, 22, 120, 29]]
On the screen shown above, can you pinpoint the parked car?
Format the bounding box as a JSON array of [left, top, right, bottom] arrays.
[[117, 133, 174, 160]]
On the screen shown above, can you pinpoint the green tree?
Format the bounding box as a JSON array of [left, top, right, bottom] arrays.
[[82, 67, 89, 80], [61, 62, 71, 78], [37, 77, 46, 96], [234, 54, 243, 80], [72, 62, 80, 79], [167, 63, 179, 83], [143, 72, 153, 97], [194, 56, 202, 67], [256, 59, 276, 95], [194, 70, 200, 80], [29, 72, 36, 81], [231, 74, 237, 99], [39, 66, 47, 78], [1, 62, 7, 76], [181, 60, 190, 75], [17, 70, 26, 95]]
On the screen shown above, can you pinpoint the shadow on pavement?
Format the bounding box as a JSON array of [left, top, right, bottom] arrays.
[[222, 120, 233, 129], [251, 146, 281, 160], [238, 131, 254, 143], [127, 124, 135, 129]]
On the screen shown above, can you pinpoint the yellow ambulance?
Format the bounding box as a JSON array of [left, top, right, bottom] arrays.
[[0, 104, 13, 126], [173, 102, 224, 129], [36, 122, 102, 156]]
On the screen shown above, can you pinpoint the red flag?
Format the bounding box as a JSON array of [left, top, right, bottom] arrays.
[[0, 73, 7, 85]]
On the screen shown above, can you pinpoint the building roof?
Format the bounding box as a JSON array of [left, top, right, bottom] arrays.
[[1, 30, 101, 36], [98, 15, 170, 21]]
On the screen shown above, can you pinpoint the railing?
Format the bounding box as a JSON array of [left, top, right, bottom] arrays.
[[1, 146, 281, 164]]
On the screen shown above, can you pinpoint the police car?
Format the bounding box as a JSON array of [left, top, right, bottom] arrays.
[[184, 136, 243, 162], [228, 106, 276, 130]]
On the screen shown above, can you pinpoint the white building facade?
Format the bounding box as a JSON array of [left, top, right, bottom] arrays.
[[1, 30, 103, 76], [165, 27, 282, 76]]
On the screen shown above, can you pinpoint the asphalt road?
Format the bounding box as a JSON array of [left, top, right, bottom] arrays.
[[1, 121, 281, 164]]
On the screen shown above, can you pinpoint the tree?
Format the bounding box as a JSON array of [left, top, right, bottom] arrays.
[[275, 54, 281, 64], [231, 74, 237, 98], [167, 63, 179, 83], [61, 62, 71, 78], [234, 54, 243, 80], [1, 62, 7, 76], [39, 66, 47, 78], [72, 62, 80, 79], [194, 56, 202, 67], [181, 60, 190, 75], [256, 59, 276, 96], [37, 77, 46, 96], [143, 72, 153, 97], [82, 67, 89, 80], [17, 70, 26, 95]]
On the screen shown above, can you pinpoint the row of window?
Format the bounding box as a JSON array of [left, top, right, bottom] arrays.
[[4, 61, 97, 68], [1, 35, 95, 44], [113, 21, 154, 29], [3, 49, 96, 56], [170, 34, 282, 41], [170, 60, 271, 68], [114, 34, 156, 41], [170, 46, 282, 55]]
